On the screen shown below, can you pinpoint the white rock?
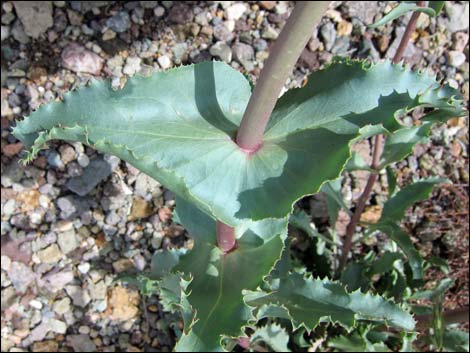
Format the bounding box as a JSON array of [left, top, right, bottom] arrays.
[[29, 299, 43, 310], [226, 3, 246, 20], [123, 56, 142, 76], [158, 55, 172, 70], [447, 50, 466, 67], [154, 6, 165, 17], [77, 262, 90, 274], [49, 318, 67, 334]]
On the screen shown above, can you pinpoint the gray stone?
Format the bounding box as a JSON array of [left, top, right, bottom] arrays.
[[253, 38, 268, 51], [67, 156, 115, 196], [70, 1, 111, 13], [210, 41, 232, 63], [49, 318, 67, 334], [232, 42, 254, 71], [344, 1, 379, 24], [53, 297, 71, 315], [65, 285, 91, 307], [1, 158, 25, 187], [320, 22, 336, 51], [358, 38, 380, 61], [67, 334, 97, 352], [47, 150, 63, 168], [1, 25, 10, 41], [445, 2, 469, 32], [134, 172, 161, 198], [331, 36, 351, 55], [262, 26, 278, 40], [168, 3, 193, 24], [41, 269, 74, 292], [36, 244, 62, 263], [226, 3, 246, 20], [172, 43, 188, 64], [106, 11, 131, 33], [13, 1, 53, 38], [88, 280, 107, 300], [154, 6, 165, 17], [386, 27, 415, 60], [62, 43, 104, 75], [213, 23, 234, 42], [57, 229, 80, 254], [140, 1, 159, 9], [6, 261, 36, 292], [57, 195, 90, 219]]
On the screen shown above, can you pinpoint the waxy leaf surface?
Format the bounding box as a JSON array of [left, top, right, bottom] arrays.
[[13, 60, 463, 225], [172, 198, 286, 352]]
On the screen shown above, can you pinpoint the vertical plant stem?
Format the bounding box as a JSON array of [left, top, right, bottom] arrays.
[[219, 2, 330, 253], [216, 221, 236, 253], [236, 1, 330, 151], [338, 1, 425, 272]]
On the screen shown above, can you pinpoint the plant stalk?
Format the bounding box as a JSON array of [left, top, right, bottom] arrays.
[[219, 2, 330, 253], [416, 306, 470, 330], [216, 221, 236, 253], [236, 1, 330, 151], [338, 1, 425, 272]]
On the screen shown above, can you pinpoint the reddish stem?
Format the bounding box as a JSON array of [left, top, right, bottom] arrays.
[[216, 221, 236, 253], [338, 1, 425, 272]]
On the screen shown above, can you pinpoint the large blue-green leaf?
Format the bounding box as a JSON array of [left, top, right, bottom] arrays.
[[172, 197, 287, 352], [13, 60, 463, 225]]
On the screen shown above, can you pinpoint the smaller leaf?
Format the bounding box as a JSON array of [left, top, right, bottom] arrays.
[[370, 3, 436, 28], [344, 152, 374, 172], [386, 166, 397, 197], [408, 278, 454, 300], [443, 329, 470, 352], [340, 261, 370, 292], [371, 252, 404, 275], [429, 1, 445, 15], [150, 249, 187, 280], [250, 323, 291, 352], [245, 272, 415, 331], [380, 177, 447, 224], [399, 332, 418, 352], [375, 223, 423, 280], [321, 177, 353, 227], [379, 124, 432, 170], [289, 210, 339, 246], [328, 330, 391, 352], [425, 256, 450, 275]]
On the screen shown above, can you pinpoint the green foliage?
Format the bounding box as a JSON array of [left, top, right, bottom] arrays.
[[12, 28, 466, 350], [370, 2, 441, 28], [245, 272, 415, 331], [13, 61, 463, 227], [372, 178, 448, 280], [172, 197, 287, 351], [250, 323, 291, 352]]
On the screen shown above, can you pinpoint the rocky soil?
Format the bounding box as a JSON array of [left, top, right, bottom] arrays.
[[1, 1, 468, 351]]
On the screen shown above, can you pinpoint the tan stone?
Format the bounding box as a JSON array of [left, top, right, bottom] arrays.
[[108, 285, 140, 321]]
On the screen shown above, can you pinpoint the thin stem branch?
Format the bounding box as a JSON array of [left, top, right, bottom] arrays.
[[236, 1, 329, 151], [416, 306, 470, 330], [216, 221, 236, 253], [338, 1, 425, 272]]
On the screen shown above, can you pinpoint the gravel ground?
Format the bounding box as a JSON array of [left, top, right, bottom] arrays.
[[1, 1, 468, 352]]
